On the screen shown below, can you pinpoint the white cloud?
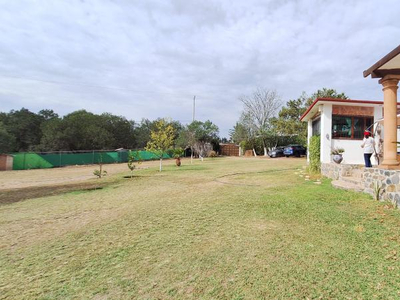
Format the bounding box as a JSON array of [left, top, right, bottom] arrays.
[[0, 0, 399, 136]]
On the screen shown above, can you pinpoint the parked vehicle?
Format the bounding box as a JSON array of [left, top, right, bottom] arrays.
[[283, 145, 307, 157], [268, 147, 285, 158]]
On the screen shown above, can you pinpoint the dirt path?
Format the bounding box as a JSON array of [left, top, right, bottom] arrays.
[[0, 159, 179, 190]]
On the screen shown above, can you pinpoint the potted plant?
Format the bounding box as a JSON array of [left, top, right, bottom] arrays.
[[331, 147, 345, 164], [173, 148, 184, 167]]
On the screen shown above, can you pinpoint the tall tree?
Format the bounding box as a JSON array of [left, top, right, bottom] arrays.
[[0, 121, 16, 153], [145, 119, 176, 172], [229, 122, 249, 144], [100, 113, 136, 149], [274, 88, 348, 146], [239, 88, 282, 156], [176, 120, 219, 162], [1, 108, 43, 151]]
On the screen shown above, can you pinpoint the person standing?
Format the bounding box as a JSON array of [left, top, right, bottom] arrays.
[[361, 131, 375, 168]]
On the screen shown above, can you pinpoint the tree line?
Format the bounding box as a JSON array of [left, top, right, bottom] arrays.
[[0, 108, 219, 154], [229, 88, 348, 155]]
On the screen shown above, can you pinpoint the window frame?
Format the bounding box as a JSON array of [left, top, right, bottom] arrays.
[[331, 115, 373, 140]]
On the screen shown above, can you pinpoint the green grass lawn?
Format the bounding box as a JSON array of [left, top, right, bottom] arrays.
[[1, 157, 400, 299]]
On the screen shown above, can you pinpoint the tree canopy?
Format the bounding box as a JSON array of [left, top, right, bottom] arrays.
[[0, 108, 188, 154], [145, 119, 176, 171], [230, 87, 349, 154]]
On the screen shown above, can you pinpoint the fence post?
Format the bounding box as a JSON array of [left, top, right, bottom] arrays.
[[59, 151, 62, 167]]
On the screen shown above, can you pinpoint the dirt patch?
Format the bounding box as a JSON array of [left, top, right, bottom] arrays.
[[0, 181, 110, 205]]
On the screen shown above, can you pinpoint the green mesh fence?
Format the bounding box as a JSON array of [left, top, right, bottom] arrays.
[[11, 150, 172, 170]]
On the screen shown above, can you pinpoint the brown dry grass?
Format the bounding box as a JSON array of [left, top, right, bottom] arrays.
[[2, 157, 400, 299]]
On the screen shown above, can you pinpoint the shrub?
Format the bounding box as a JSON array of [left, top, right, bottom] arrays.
[[309, 135, 320, 173], [208, 150, 217, 157]]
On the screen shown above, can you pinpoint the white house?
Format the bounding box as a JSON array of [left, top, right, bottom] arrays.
[[300, 97, 400, 165]]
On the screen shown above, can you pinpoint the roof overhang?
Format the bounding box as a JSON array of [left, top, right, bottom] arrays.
[[300, 98, 384, 122], [363, 44, 400, 78]]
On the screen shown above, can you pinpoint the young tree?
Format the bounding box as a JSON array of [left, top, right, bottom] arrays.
[[239, 88, 282, 156], [145, 119, 176, 172], [127, 150, 142, 178]]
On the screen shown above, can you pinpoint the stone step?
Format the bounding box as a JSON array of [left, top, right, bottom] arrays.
[[350, 169, 364, 178], [341, 176, 363, 185], [332, 180, 364, 192]]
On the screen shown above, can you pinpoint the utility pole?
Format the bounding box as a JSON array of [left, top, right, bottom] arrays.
[[192, 95, 196, 122], [191, 95, 196, 165]]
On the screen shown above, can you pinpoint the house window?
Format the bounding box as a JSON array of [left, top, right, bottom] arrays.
[[312, 118, 320, 136], [332, 116, 373, 139]]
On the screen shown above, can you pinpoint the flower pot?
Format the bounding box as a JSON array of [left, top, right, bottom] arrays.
[[332, 154, 343, 164]]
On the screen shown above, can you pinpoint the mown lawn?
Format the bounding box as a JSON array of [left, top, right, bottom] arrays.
[[1, 157, 400, 299]]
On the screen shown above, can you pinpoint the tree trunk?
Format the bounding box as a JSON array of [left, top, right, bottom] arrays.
[[263, 147, 268, 156], [253, 148, 257, 157], [159, 158, 162, 172], [191, 147, 193, 165]]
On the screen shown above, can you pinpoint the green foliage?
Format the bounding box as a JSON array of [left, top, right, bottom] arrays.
[[0, 108, 187, 152], [94, 153, 107, 178], [331, 147, 345, 155], [274, 89, 348, 147], [309, 136, 321, 173], [229, 122, 249, 144], [146, 120, 176, 157], [127, 150, 142, 178], [93, 169, 107, 178], [373, 181, 383, 201], [0, 108, 43, 151], [146, 119, 176, 171], [0, 121, 16, 153], [177, 120, 219, 157], [172, 148, 184, 159]]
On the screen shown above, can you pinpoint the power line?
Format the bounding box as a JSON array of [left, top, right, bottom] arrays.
[[0, 73, 202, 97]]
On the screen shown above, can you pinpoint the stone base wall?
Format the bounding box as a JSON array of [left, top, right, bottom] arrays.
[[321, 163, 363, 180], [322, 163, 400, 208], [363, 168, 400, 207]]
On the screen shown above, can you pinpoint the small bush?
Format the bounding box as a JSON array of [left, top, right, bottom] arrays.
[[208, 150, 217, 157], [309, 136, 320, 173]]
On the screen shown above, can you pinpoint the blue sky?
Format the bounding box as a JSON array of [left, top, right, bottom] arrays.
[[0, 0, 399, 137]]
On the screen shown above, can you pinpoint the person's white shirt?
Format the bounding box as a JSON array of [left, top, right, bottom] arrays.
[[361, 136, 375, 154]]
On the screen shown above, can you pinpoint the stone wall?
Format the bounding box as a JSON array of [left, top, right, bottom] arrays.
[[321, 163, 363, 180], [363, 168, 400, 207], [322, 162, 400, 208]]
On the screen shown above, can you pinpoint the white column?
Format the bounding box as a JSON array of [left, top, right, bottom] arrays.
[[307, 119, 312, 162], [379, 76, 400, 168], [320, 104, 332, 163]]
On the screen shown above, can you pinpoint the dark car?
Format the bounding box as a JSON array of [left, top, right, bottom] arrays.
[[283, 145, 307, 157], [268, 147, 285, 158]]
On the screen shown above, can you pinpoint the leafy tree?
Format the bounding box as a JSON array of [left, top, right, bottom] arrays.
[[0, 122, 16, 153], [188, 120, 219, 160], [1, 108, 43, 151], [59, 110, 115, 150], [239, 88, 282, 156], [145, 119, 176, 172], [133, 118, 156, 149], [38, 109, 59, 121], [229, 122, 249, 144], [101, 113, 136, 149], [127, 150, 142, 178], [39, 118, 68, 151], [274, 89, 348, 146]]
